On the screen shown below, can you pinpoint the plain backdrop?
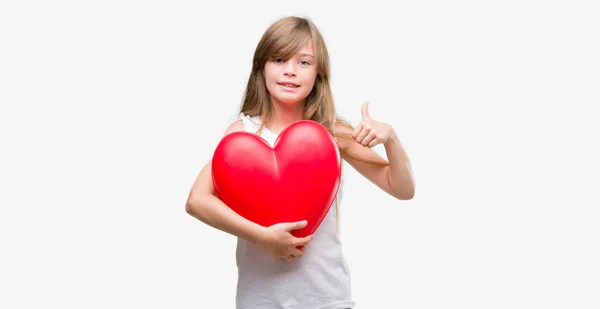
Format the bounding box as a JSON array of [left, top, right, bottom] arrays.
[[1, 1, 599, 308]]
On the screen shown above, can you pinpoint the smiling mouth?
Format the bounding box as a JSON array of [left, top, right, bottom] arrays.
[[279, 83, 300, 88]]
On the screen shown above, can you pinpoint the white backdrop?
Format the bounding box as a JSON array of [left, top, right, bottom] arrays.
[[1, 1, 599, 308]]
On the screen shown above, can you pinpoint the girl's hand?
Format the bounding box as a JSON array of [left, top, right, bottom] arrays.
[[258, 220, 314, 262], [352, 101, 396, 148]]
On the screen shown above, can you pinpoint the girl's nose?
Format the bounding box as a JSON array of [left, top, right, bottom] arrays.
[[284, 62, 296, 77]]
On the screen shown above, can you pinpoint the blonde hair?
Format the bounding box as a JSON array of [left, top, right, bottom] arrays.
[[239, 16, 389, 226]]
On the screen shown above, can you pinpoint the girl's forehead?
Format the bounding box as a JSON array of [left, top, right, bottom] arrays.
[[272, 41, 315, 58], [297, 42, 314, 54]]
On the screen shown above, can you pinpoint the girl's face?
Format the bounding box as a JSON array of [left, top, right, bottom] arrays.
[[264, 42, 318, 108]]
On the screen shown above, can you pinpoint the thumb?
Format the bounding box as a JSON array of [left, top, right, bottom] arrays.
[[361, 101, 371, 119]]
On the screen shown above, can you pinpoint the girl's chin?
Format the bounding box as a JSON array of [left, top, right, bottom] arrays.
[[271, 95, 305, 106]]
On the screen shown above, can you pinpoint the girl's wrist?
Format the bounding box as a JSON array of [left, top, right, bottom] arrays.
[[250, 225, 271, 248], [384, 130, 399, 147]]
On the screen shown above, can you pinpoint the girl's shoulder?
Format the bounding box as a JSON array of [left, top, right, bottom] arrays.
[[223, 120, 243, 136], [235, 112, 263, 131], [221, 113, 259, 134], [221, 114, 246, 136]]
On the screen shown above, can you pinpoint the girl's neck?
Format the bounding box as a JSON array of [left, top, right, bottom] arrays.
[[264, 98, 305, 135]]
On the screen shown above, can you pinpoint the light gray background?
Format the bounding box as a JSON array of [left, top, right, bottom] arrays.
[[1, 1, 598, 308]]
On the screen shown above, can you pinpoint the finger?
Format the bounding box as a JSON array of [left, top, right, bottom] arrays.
[[356, 125, 370, 144], [293, 235, 313, 247], [368, 137, 380, 148], [289, 247, 304, 257], [362, 132, 377, 147], [351, 123, 363, 139], [285, 220, 308, 231], [361, 101, 371, 120]]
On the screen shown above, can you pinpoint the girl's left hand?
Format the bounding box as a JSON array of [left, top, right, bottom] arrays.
[[352, 101, 396, 148]]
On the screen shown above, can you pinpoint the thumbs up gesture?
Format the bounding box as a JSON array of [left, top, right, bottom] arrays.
[[351, 101, 396, 148]]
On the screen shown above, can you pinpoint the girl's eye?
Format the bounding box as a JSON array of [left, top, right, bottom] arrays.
[[274, 59, 284, 63], [300, 60, 311, 66]]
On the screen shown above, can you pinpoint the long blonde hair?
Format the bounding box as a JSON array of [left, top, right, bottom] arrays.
[[239, 16, 388, 226]]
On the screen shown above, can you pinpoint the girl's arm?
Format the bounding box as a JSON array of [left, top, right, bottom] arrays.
[[185, 120, 312, 262], [185, 120, 265, 243], [335, 102, 415, 200], [186, 161, 268, 245]]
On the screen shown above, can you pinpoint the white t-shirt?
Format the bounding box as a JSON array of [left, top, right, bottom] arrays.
[[234, 113, 355, 309]]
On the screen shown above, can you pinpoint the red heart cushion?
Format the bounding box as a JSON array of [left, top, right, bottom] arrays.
[[211, 120, 341, 238]]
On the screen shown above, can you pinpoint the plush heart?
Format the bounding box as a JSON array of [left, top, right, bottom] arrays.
[[211, 120, 341, 238]]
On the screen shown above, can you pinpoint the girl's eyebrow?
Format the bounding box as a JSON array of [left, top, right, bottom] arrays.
[[299, 53, 315, 59]]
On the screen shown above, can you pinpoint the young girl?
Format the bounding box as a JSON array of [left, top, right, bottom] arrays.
[[186, 16, 415, 309]]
